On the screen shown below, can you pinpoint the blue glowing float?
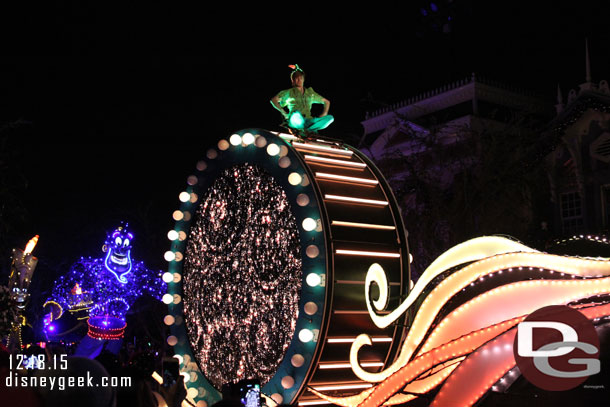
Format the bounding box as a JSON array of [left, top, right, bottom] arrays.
[[43, 224, 165, 356]]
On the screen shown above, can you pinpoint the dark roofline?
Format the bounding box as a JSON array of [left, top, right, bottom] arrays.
[[365, 73, 547, 120], [547, 90, 610, 134]]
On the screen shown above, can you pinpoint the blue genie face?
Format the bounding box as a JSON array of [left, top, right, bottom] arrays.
[[103, 226, 133, 283]]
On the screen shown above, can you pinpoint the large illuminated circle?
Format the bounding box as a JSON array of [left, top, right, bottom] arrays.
[[183, 164, 302, 388], [166, 129, 410, 406]]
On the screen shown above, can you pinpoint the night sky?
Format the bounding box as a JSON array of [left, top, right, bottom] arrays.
[[3, 1, 610, 289]]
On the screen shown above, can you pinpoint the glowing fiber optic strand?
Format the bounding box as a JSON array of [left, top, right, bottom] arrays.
[[431, 302, 610, 407], [354, 251, 610, 384]]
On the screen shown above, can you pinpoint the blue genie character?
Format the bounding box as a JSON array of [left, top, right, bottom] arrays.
[[103, 225, 134, 283], [43, 224, 165, 356]]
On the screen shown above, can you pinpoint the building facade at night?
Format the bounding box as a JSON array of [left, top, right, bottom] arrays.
[[360, 73, 550, 160], [547, 76, 610, 236], [359, 68, 610, 268]]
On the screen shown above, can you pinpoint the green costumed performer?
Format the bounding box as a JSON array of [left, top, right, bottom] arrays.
[[270, 64, 334, 135]]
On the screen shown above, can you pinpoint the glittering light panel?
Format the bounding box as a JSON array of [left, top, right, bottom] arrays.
[[183, 163, 303, 389]]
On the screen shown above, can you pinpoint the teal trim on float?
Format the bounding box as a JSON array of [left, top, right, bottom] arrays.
[[165, 129, 329, 406]]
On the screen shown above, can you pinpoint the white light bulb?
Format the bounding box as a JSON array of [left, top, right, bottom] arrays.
[[288, 172, 302, 185], [230, 134, 242, 146], [179, 192, 190, 202], [306, 273, 321, 287], [242, 133, 255, 145], [302, 218, 317, 231], [299, 329, 313, 342], [267, 143, 280, 156]]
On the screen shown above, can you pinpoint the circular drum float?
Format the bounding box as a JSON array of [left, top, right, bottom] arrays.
[[165, 129, 411, 406]]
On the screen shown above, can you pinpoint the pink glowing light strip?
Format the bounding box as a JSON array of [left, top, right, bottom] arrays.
[[336, 249, 400, 258], [293, 142, 353, 156], [325, 194, 389, 206], [304, 155, 367, 168], [316, 172, 378, 185]]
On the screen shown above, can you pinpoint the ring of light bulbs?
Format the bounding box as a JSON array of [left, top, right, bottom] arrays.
[[164, 130, 331, 406]]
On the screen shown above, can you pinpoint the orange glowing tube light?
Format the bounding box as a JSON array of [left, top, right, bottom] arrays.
[[315, 172, 378, 185], [304, 155, 367, 168], [336, 249, 400, 258], [24, 235, 39, 255], [298, 401, 333, 406], [331, 221, 396, 230], [325, 194, 389, 206], [319, 362, 384, 370], [292, 142, 353, 156], [327, 337, 392, 344]]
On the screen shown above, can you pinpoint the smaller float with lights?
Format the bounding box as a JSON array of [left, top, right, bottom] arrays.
[[43, 224, 165, 356], [3, 235, 39, 350]]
